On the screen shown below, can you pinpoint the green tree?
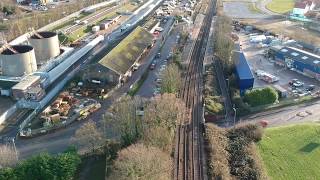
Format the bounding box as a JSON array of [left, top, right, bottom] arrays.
[[244, 87, 278, 107], [15, 153, 54, 180], [51, 152, 81, 180], [0, 168, 17, 180], [0, 152, 81, 180]]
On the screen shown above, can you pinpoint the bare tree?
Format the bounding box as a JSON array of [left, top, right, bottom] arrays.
[[160, 64, 182, 94], [71, 120, 103, 153], [213, 15, 234, 71], [104, 96, 145, 146], [108, 143, 173, 180], [0, 144, 18, 168], [142, 93, 187, 152]]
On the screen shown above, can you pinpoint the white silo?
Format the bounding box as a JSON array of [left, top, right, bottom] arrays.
[[0, 45, 37, 77], [29, 31, 60, 64]]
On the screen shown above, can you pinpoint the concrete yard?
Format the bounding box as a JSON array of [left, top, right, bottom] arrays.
[[223, 1, 268, 19]]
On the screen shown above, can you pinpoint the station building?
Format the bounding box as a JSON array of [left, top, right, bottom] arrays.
[[271, 46, 320, 80], [82, 26, 154, 86]]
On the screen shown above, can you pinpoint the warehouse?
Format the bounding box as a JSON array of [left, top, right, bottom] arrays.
[[83, 26, 154, 86], [272, 46, 320, 80], [233, 51, 254, 95]]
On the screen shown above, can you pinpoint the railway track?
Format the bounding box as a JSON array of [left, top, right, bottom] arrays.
[[174, 0, 216, 179]]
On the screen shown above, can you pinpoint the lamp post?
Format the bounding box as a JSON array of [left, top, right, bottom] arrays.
[[233, 107, 237, 129], [226, 78, 229, 90]]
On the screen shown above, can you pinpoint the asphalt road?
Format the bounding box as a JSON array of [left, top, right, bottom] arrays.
[[242, 100, 320, 127], [15, 16, 174, 159], [136, 27, 179, 97]]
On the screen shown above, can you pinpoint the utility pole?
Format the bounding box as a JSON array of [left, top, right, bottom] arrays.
[[11, 138, 18, 161]]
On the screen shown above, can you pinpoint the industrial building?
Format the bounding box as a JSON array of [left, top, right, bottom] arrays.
[[29, 31, 61, 64], [0, 45, 37, 77], [271, 46, 320, 80], [233, 51, 255, 95], [0, 30, 65, 99], [83, 26, 154, 86]]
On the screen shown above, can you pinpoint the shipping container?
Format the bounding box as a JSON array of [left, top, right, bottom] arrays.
[[92, 26, 100, 32], [233, 51, 254, 94]]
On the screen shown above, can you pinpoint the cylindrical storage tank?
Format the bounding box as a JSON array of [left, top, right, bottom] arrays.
[[29, 31, 60, 64], [0, 45, 37, 77]]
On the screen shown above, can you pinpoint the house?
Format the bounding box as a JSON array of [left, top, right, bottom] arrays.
[[292, 0, 316, 16], [83, 26, 154, 87]]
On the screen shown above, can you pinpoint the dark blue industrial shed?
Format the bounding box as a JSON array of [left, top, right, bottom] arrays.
[[273, 46, 320, 80], [233, 51, 254, 95]]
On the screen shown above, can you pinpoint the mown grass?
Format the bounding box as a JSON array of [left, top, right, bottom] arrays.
[[266, 0, 294, 14], [257, 123, 320, 180]]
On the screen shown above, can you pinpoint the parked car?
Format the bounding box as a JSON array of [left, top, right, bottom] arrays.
[[293, 81, 304, 87], [150, 63, 156, 70], [156, 53, 161, 58], [289, 79, 298, 86], [305, 85, 315, 91]]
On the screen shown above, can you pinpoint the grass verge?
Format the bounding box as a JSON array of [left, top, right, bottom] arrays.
[[127, 70, 149, 96], [257, 123, 320, 180], [266, 0, 294, 14]]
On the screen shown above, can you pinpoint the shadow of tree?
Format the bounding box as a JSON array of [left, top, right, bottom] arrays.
[[299, 143, 320, 153]]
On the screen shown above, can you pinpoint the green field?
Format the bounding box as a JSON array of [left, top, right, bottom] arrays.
[[266, 0, 295, 14], [257, 123, 320, 180]]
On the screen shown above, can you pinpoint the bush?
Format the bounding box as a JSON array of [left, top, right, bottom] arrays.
[[205, 96, 224, 115], [205, 124, 232, 179], [227, 124, 265, 180], [244, 87, 278, 107], [233, 96, 251, 116]]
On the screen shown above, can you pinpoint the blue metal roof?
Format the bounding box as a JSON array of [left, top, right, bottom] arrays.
[[233, 51, 254, 80], [278, 46, 320, 68]]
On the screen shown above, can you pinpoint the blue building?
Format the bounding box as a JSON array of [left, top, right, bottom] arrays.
[[273, 46, 320, 80], [233, 51, 254, 95]]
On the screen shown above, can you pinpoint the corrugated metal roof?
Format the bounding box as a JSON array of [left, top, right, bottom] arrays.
[[278, 46, 320, 68], [98, 26, 153, 75], [233, 51, 254, 80], [12, 75, 40, 90]]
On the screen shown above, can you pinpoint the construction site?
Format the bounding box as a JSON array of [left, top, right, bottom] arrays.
[[20, 91, 101, 137]]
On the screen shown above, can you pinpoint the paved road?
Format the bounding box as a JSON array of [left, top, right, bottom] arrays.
[[137, 27, 179, 97], [242, 100, 320, 127], [15, 17, 174, 159]]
